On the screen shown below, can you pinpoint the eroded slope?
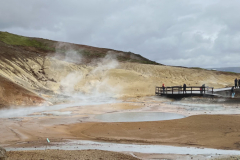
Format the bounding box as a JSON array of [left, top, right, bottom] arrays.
[[0, 75, 44, 108]]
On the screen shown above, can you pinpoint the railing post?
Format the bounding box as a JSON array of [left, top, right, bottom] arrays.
[[172, 87, 173, 94], [191, 87, 192, 94]]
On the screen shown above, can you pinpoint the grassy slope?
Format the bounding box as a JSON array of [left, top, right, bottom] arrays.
[[0, 31, 53, 50], [0, 31, 159, 65]]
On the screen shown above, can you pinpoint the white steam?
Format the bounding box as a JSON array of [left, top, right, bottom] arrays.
[[92, 53, 119, 73], [59, 51, 120, 97], [0, 45, 122, 118], [0, 95, 117, 118], [60, 71, 83, 93], [53, 42, 82, 64], [64, 49, 82, 64]]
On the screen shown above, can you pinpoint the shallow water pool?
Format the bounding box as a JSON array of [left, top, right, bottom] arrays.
[[95, 112, 185, 122]]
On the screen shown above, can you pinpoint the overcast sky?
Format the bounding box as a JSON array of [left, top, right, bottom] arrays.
[[0, 0, 240, 68]]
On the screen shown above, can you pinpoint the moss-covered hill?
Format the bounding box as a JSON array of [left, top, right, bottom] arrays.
[[0, 31, 159, 65]]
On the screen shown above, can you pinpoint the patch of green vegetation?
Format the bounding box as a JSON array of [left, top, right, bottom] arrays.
[[0, 32, 42, 46], [221, 71, 239, 74], [43, 46, 55, 51], [81, 50, 90, 56], [117, 56, 159, 65], [117, 56, 131, 61], [82, 50, 106, 58], [190, 67, 205, 70], [0, 32, 54, 51], [131, 59, 159, 65]]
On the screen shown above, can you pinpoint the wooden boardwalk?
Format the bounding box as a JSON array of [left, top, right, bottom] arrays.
[[155, 86, 216, 98]]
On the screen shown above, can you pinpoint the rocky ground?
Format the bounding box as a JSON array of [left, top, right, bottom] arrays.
[[6, 150, 139, 160]]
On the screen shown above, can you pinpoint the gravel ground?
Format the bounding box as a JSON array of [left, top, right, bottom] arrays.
[[6, 149, 140, 160], [213, 156, 240, 160]]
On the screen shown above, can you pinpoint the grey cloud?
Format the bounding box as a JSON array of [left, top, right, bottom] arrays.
[[0, 0, 240, 68]]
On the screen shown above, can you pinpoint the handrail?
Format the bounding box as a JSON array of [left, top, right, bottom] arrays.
[[155, 86, 214, 95], [157, 86, 212, 89]]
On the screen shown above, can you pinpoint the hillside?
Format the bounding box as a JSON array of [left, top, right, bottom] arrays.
[[0, 31, 159, 65], [0, 31, 239, 107], [207, 67, 240, 73]]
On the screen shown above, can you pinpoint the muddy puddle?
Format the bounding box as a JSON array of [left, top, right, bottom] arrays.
[[95, 112, 186, 122]]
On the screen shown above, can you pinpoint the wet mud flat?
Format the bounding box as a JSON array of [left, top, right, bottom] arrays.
[[95, 112, 185, 122], [1, 96, 240, 160], [66, 114, 240, 150]]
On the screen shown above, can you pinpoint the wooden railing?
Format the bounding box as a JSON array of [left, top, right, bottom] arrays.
[[155, 86, 214, 95]]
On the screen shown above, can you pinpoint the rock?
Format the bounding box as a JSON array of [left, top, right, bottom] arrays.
[[0, 147, 6, 160]]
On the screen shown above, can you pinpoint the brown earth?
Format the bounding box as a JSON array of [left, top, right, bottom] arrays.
[[5, 150, 240, 160], [65, 114, 240, 150], [6, 150, 140, 160], [0, 75, 44, 108]]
